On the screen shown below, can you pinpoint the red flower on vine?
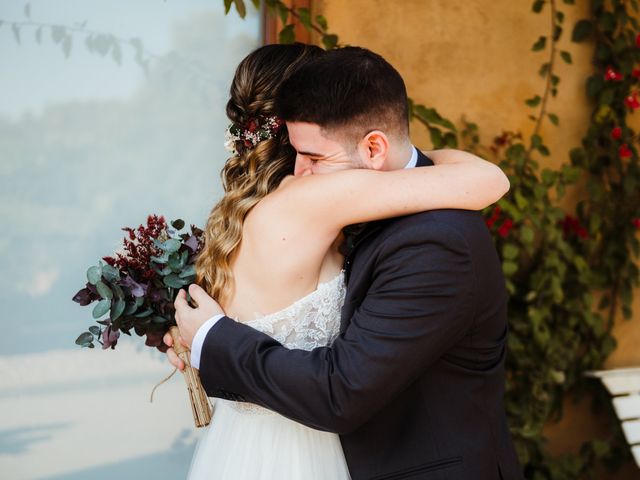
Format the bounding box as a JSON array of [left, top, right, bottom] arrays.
[[605, 66, 623, 81], [633, 218, 640, 229], [560, 215, 588, 240], [485, 206, 502, 228], [611, 126, 622, 140], [619, 144, 633, 158], [497, 218, 514, 238], [624, 92, 640, 110], [633, 68, 640, 79]]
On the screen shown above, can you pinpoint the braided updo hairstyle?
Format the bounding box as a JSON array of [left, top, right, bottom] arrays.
[[195, 43, 324, 304]]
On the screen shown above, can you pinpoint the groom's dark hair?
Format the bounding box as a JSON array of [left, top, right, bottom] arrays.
[[276, 46, 409, 142]]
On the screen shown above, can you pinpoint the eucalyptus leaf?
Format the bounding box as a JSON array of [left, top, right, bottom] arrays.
[[87, 265, 102, 285], [75, 332, 93, 346], [92, 299, 111, 319], [95, 280, 113, 300], [164, 274, 187, 288], [110, 298, 126, 321]]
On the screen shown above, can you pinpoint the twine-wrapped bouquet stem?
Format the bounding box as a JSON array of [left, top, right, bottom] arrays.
[[168, 325, 212, 427]]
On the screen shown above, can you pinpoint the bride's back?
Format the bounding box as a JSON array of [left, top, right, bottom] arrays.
[[222, 175, 344, 322]]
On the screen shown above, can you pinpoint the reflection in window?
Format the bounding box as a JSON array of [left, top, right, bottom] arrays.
[[0, 1, 259, 478]]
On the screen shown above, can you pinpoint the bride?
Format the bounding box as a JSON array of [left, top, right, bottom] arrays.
[[164, 43, 510, 479]]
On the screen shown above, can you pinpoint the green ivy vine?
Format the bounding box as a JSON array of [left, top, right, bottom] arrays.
[[224, 0, 640, 478]]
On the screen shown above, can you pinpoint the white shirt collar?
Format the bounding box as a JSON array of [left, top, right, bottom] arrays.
[[404, 146, 418, 169]]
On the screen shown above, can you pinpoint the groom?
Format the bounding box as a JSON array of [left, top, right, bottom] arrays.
[[167, 47, 523, 479]]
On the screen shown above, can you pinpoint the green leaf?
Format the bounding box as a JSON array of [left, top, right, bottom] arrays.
[[134, 308, 153, 318], [168, 252, 183, 272], [297, 7, 312, 30], [521, 225, 535, 244], [179, 264, 196, 278], [75, 331, 94, 346], [224, 0, 233, 14], [503, 244, 520, 260], [89, 325, 101, 336], [560, 50, 572, 64], [123, 302, 138, 315], [572, 20, 592, 42], [102, 264, 120, 282], [315, 14, 328, 31], [92, 299, 111, 319], [429, 128, 443, 149], [87, 265, 102, 285], [151, 315, 168, 324], [548, 113, 559, 126], [322, 34, 338, 50], [532, 0, 544, 13], [443, 132, 458, 148], [532, 36, 546, 51], [171, 219, 185, 230], [95, 280, 113, 300], [413, 105, 456, 131], [164, 274, 187, 289], [503, 261, 518, 276], [276, 3, 289, 24], [110, 298, 126, 321], [563, 0, 575, 4], [279, 24, 295, 44], [150, 252, 170, 264], [525, 95, 541, 107]]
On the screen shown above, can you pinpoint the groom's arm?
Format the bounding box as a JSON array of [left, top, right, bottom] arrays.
[[198, 217, 478, 433]]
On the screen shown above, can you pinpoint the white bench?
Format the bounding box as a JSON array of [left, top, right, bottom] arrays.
[[585, 367, 640, 468]]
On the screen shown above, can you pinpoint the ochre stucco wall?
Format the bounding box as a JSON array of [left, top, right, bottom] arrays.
[[309, 0, 640, 476]]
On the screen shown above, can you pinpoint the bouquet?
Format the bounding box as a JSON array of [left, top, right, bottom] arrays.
[[72, 214, 212, 427]]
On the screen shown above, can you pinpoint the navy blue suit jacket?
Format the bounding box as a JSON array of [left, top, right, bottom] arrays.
[[198, 151, 523, 479]]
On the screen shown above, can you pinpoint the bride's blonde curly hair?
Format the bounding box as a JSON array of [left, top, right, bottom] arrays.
[[195, 43, 323, 305]]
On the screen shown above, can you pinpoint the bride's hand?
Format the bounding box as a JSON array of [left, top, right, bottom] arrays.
[[173, 283, 224, 349]]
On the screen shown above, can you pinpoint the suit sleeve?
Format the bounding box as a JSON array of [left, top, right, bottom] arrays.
[[198, 220, 476, 434]]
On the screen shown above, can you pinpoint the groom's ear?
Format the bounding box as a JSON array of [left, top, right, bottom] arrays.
[[359, 130, 389, 170]]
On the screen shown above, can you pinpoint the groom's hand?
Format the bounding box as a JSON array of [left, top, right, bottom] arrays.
[[164, 284, 224, 370]]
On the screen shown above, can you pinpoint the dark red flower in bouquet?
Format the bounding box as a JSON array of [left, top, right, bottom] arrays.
[[560, 215, 588, 240], [103, 214, 167, 281], [633, 68, 640, 79], [624, 92, 640, 110], [611, 126, 622, 140], [497, 218, 514, 238], [619, 144, 633, 158], [605, 66, 623, 81], [633, 218, 640, 229]]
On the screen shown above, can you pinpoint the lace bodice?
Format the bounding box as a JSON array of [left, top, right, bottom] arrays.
[[243, 270, 346, 350], [222, 271, 346, 415]]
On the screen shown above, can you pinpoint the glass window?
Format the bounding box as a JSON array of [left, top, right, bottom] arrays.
[[0, 1, 260, 478]]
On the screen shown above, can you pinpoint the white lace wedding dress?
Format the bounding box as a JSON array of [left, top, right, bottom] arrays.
[[187, 271, 351, 479]]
